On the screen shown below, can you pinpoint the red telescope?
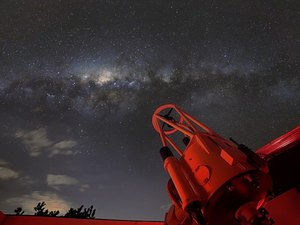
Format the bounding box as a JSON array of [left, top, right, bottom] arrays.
[[152, 104, 300, 225]]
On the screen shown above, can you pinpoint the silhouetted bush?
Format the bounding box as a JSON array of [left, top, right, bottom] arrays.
[[64, 205, 96, 219], [13, 202, 96, 219], [14, 207, 24, 215], [34, 202, 59, 217]]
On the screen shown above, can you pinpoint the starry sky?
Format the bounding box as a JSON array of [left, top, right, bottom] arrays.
[[0, 0, 299, 221]]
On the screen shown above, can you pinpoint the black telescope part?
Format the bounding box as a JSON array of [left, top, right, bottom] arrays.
[[160, 146, 174, 161], [187, 202, 207, 225], [160, 108, 175, 130], [229, 137, 266, 169], [183, 136, 190, 146]]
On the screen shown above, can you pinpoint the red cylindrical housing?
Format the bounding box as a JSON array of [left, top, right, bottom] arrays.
[[164, 156, 199, 210]]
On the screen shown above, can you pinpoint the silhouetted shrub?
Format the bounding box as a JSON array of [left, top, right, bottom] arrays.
[[34, 202, 59, 217], [14, 207, 24, 215], [64, 205, 96, 219], [13, 202, 96, 219]]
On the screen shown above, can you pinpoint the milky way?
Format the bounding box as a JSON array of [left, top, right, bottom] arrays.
[[0, 0, 299, 220]]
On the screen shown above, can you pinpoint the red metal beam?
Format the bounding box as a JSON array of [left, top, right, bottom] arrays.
[[0, 212, 163, 225]]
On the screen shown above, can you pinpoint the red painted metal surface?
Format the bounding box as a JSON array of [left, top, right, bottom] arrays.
[[256, 125, 300, 225], [0, 212, 163, 225], [256, 125, 300, 156], [264, 188, 300, 225]]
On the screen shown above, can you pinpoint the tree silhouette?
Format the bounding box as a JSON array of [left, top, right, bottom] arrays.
[[13, 202, 96, 219], [64, 205, 96, 219], [34, 202, 59, 217], [14, 207, 24, 215]]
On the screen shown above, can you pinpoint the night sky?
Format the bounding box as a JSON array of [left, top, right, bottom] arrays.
[[0, 0, 299, 221]]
